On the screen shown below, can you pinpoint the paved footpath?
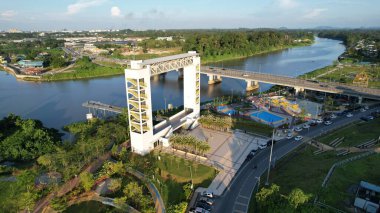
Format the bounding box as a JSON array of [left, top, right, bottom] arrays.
[[212, 106, 380, 213]]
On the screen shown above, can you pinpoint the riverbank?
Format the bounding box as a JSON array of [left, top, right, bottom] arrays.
[[1, 41, 313, 82], [202, 42, 313, 64]]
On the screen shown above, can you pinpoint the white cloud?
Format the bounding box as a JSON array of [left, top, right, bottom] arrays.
[[277, 0, 298, 9], [303, 8, 327, 19], [111, 6, 121, 17], [1, 10, 17, 18], [67, 0, 106, 15]]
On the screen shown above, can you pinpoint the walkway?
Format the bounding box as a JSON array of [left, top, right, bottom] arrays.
[[189, 127, 269, 196]]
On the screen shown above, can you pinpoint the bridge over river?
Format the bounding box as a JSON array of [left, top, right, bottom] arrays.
[[201, 66, 380, 101]]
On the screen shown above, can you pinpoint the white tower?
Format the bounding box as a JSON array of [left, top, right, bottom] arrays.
[[125, 52, 200, 155]]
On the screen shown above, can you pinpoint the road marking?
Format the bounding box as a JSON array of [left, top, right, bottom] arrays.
[[234, 201, 248, 207], [233, 209, 246, 213], [238, 195, 250, 200]]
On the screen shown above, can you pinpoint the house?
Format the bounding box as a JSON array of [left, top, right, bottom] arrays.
[[354, 181, 380, 213], [156, 36, 173, 41], [18, 60, 44, 68]]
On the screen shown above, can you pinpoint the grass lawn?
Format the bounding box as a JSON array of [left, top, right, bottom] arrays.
[[321, 154, 380, 210], [157, 153, 217, 185], [232, 118, 273, 137], [156, 153, 217, 206], [317, 117, 380, 147]]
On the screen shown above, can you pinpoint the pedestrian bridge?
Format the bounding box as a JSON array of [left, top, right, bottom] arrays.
[[201, 66, 380, 100]]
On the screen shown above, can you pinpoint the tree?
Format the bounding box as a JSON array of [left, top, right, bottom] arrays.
[[167, 202, 188, 213], [50, 197, 68, 212], [123, 181, 143, 205], [183, 183, 193, 200], [287, 188, 312, 209], [79, 171, 95, 191], [109, 178, 122, 192], [114, 196, 127, 206], [255, 184, 281, 209]]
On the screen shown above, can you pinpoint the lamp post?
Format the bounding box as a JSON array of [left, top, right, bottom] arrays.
[[188, 165, 193, 189], [265, 128, 276, 186]]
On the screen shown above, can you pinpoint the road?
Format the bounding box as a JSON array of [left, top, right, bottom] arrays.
[[212, 106, 380, 213], [201, 66, 380, 100]]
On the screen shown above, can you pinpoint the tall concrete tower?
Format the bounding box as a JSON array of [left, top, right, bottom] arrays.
[[125, 52, 200, 155]]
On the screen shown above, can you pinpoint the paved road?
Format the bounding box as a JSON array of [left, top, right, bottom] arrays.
[[201, 66, 380, 100], [212, 106, 380, 213]]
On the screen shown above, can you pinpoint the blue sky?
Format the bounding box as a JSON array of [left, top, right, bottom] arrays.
[[0, 0, 379, 30]]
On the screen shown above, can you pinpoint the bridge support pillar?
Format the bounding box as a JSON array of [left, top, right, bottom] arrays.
[[294, 87, 304, 95], [208, 74, 222, 85], [178, 68, 184, 79], [246, 80, 259, 92], [358, 96, 363, 104]]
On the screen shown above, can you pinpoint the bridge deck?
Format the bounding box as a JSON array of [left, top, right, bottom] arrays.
[[201, 66, 380, 100], [82, 101, 123, 114]]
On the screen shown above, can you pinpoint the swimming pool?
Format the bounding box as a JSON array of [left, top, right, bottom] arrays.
[[251, 111, 284, 123]]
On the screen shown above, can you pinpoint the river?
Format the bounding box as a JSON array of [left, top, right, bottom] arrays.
[[0, 37, 345, 131]]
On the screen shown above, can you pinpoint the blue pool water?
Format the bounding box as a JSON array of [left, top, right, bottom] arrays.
[[251, 111, 284, 123], [217, 106, 228, 111]]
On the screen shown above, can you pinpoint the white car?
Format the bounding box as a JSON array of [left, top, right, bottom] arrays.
[[360, 108, 366, 112], [295, 136, 303, 141], [324, 120, 332, 125], [286, 133, 293, 139], [346, 113, 353, 118], [258, 143, 267, 149], [202, 191, 214, 198], [364, 106, 369, 110], [295, 127, 303, 132], [303, 124, 310, 129], [316, 118, 323, 124], [330, 114, 337, 119]]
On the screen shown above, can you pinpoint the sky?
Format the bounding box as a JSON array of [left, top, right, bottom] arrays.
[[0, 0, 379, 31]]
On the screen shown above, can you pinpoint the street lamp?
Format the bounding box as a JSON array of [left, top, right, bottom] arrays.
[[188, 165, 193, 189], [255, 176, 261, 193], [265, 128, 276, 186]]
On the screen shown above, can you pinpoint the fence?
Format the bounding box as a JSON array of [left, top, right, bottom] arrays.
[[321, 151, 375, 188]]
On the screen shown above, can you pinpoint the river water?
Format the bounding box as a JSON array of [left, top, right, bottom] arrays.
[[0, 37, 345, 130]]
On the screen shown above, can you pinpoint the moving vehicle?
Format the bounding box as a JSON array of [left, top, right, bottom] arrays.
[[330, 114, 337, 119], [360, 108, 366, 112], [295, 136, 303, 141], [310, 120, 317, 126], [346, 113, 353, 118], [295, 126, 303, 132], [303, 124, 310, 129], [316, 118, 323, 124], [258, 143, 267, 149], [324, 120, 332, 125]]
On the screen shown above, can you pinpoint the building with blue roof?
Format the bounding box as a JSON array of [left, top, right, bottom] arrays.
[[18, 60, 44, 68]]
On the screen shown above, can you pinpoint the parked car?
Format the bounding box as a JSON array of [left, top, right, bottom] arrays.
[[194, 207, 210, 213], [316, 118, 323, 124], [346, 113, 353, 118], [286, 133, 293, 139], [367, 115, 374, 120], [360, 117, 370, 122], [364, 105, 369, 110], [303, 124, 310, 129], [199, 197, 214, 206], [360, 108, 366, 112], [202, 191, 214, 198], [196, 202, 212, 211], [330, 114, 337, 119], [310, 120, 317, 126], [324, 120, 333, 125], [295, 136, 303, 141], [295, 126, 303, 132], [258, 143, 267, 149]]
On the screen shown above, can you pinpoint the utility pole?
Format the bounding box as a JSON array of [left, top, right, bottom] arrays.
[[265, 128, 275, 186]]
